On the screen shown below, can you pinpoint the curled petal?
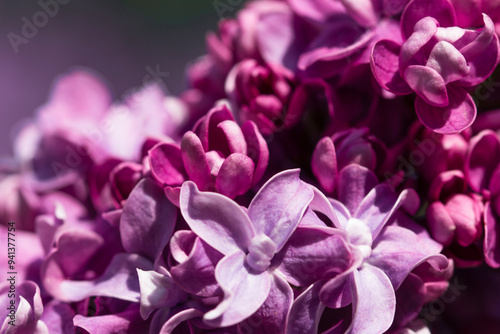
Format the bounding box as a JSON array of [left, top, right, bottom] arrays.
[[426, 41, 469, 84], [120, 178, 177, 261], [368, 225, 448, 289], [465, 130, 500, 193], [355, 185, 419, 240], [149, 143, 187, 186], [399, 17, 439, 71], [459, 14, 500, 87], [215, 153, 255, 198], [311, 137, 337, 194], [403, 65, 448, 107], [170, 237, 223, 297], [415, 85, 476, 134], [347, 265, 395, 334], [371, 40, 413, 95], [286, 283, 326, 334], [242, 120, 269, 186], [181, 131, 213, 191], [217, 120, 248, 155], [337, 164, 378, 216]]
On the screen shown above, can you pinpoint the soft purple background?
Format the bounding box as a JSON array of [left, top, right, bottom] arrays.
[[0, 0, 231, 156]]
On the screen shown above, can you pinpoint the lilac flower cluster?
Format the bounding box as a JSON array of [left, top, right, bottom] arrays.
[[2, 0, 500, 333]]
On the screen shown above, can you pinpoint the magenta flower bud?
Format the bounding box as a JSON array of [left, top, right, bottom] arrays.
[[427, 171, 483, 247], [311, 128, 386, 194], [408, 122, 469, 182], [226, 59, 297, 135], [372, 3, 500, 134], [150, 105, 269, 200]]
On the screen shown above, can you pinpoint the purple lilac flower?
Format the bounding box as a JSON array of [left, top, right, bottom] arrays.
[[287, 165, 450, 333], [371, 0, 500, 134], [149, 104, 269, 202]]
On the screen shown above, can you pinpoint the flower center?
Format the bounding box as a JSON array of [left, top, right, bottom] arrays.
[[245, 234, 277, 273], [345, 218, 373, 263]]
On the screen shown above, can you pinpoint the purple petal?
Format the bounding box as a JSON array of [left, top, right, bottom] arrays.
[[415, 85, 476, 134], [355, 185, 419, 239], [179, 181, 255, 255], [347, 265, 395, 334], [426, 41, 469, 84], [40, 301, 76, 334], [204, 251, 271, 327], [392, 273, 426, 329], [215, 153, 255, 198], [170, 237, 223, 297], [399, 17, 439, 71], [241, 121, 269, 186], [275, 226, 351, 286], [329, 199, 352, 229], [337, 164, 378, 216], [193, 105, 234, 152], [44, 253, 153, 302], [238, 274, 293, 334], [120, 178, 177, 262], [311, 137, 337, 194], [427, 201, 455, 246], [248, 169, 314, 252], [368, 225, 449, 289], [371, 40, 413, 95], [484, 202, 500, 268], [257, 4, 306, 71], [73, 304, 149, 334], [149, 142, 187, 186], [181, 131, 213, 191], [401, 0, 456, 40], [458, 14, 500, 87], [465, 130, 500, 193], [286, 283, 326, 334], [309, 186, 344, 228], [0, 281, 48, 334], [217, 120, 248, 155], [137, 270, 187, 319], [403, 65, 448, 107]]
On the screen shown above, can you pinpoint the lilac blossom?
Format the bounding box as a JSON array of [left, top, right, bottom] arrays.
[[371, 0, 500, 134], [179, 169, 354, 329], [149, 104, 269, 202], [311, 127, 388, 194], [426, 170, 485, 267], [287, 165, 450, 333]]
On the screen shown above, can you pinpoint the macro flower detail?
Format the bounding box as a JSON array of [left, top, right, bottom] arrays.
[[4, 0, 500, 332], [371, 2, 500, 134], [150, 104, 269, 201], [179, 169, 314, 327], [287, 165, 450, 333]]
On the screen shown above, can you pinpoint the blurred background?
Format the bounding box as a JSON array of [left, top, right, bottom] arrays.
[[0, 0, 232, 156]]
